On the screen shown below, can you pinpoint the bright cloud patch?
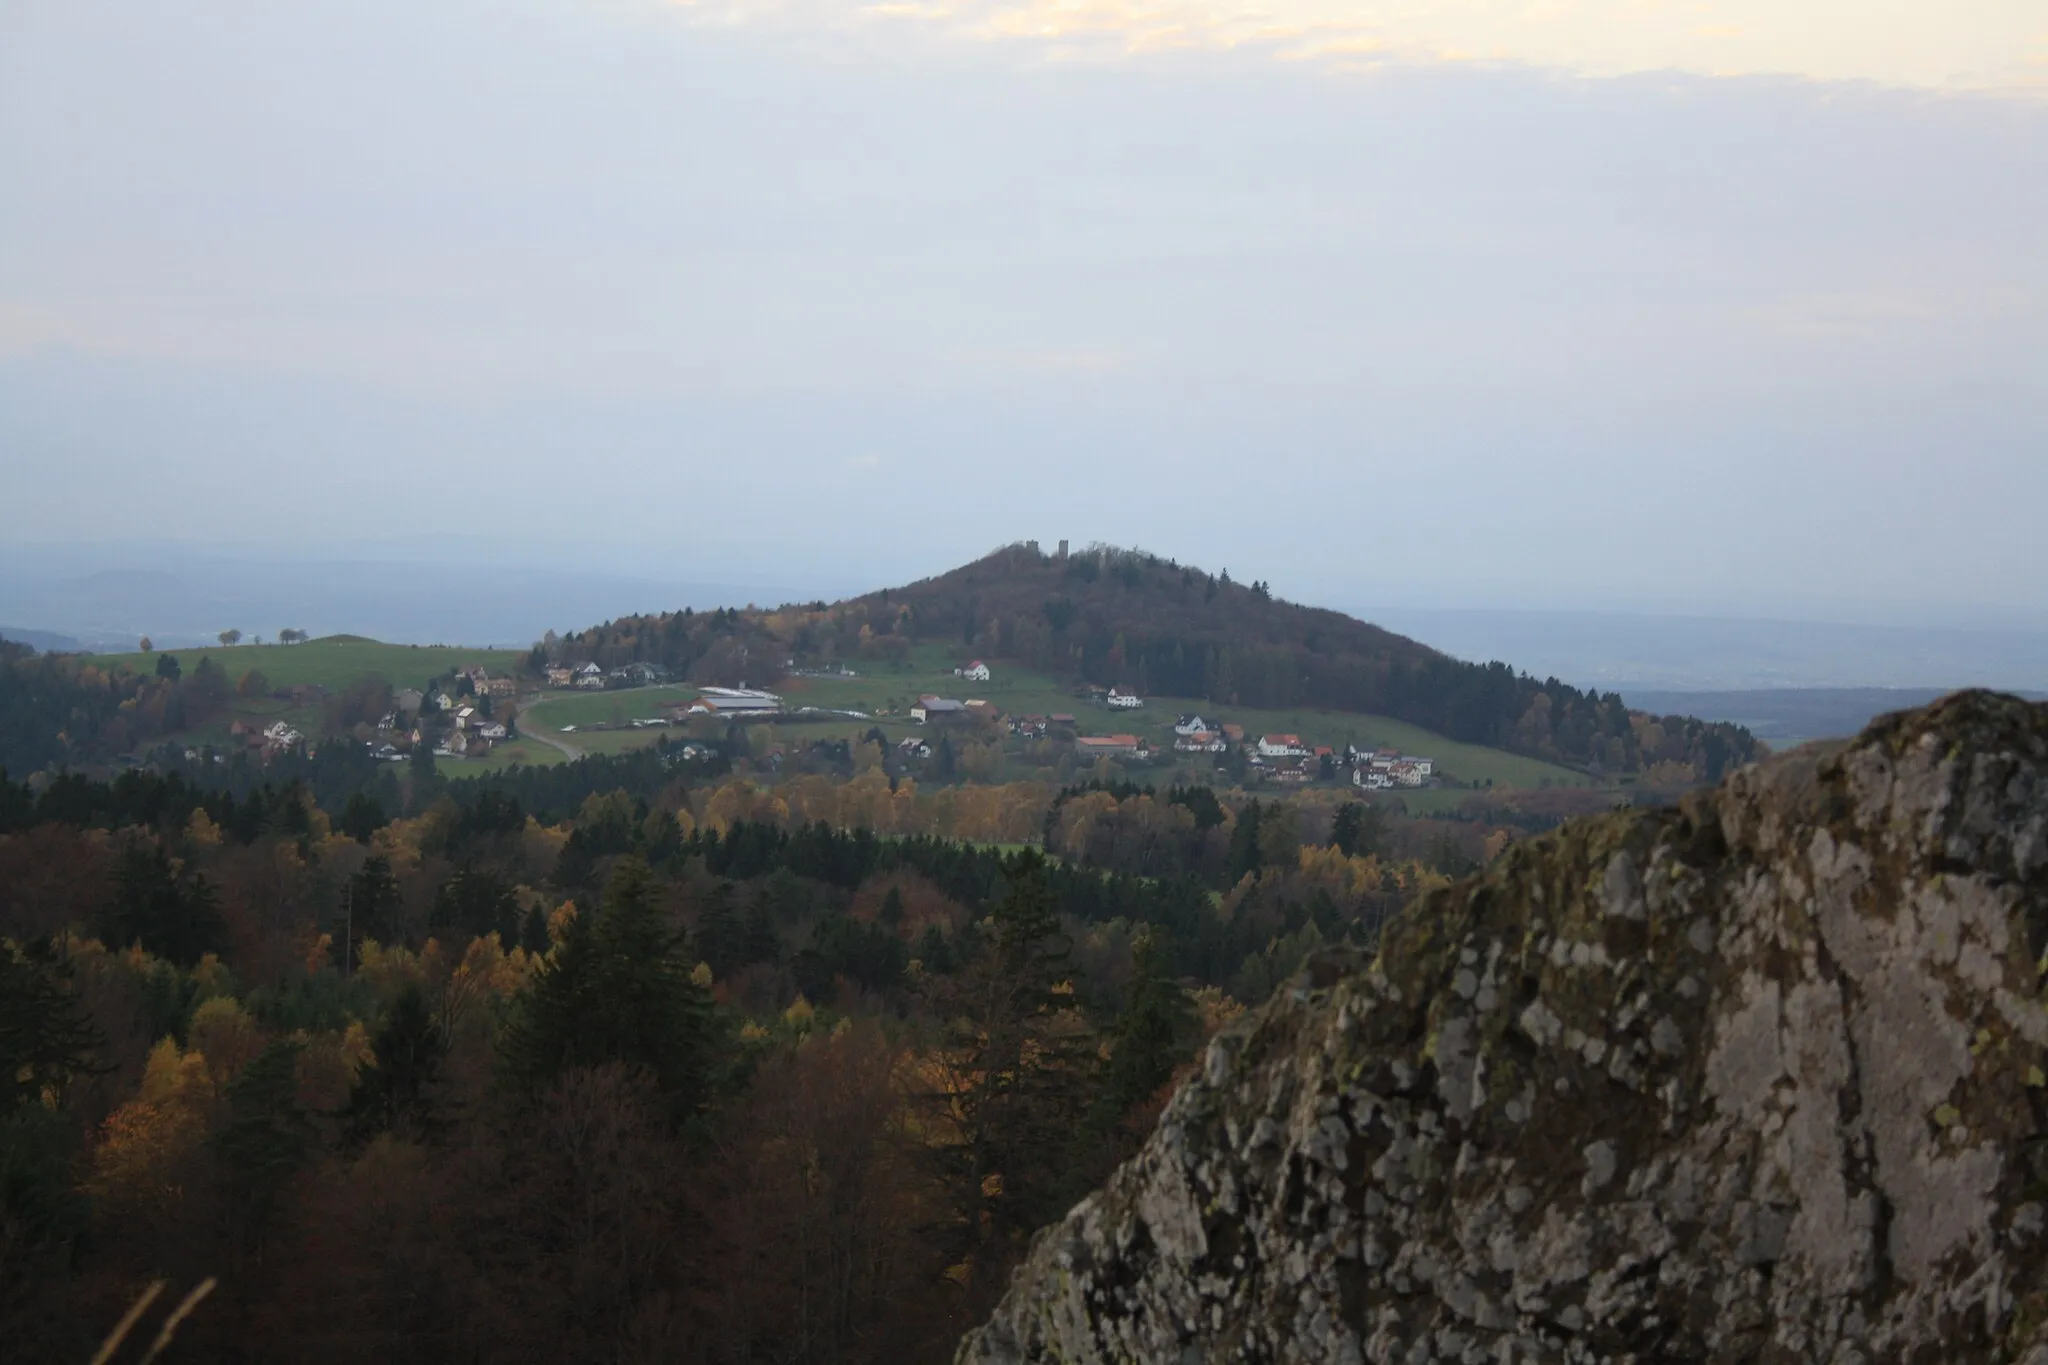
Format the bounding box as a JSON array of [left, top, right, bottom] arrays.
[[679, 0, 2047, 94]]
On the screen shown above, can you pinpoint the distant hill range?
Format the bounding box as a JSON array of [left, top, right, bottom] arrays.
[[0, 625, 83, 654], [1622, 686, 2048, 751], [560, 542, 1761, 780]]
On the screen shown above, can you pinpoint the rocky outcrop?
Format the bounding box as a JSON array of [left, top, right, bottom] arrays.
[[960, 691, 2048, 1364]]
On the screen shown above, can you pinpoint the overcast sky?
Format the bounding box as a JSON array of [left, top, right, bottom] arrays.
[[1, 0, 2043, 624]]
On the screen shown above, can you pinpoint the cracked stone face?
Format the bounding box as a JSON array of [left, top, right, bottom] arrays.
[[958, 691, 2048, 1365]]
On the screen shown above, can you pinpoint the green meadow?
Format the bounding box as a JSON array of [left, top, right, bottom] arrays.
[[84, 636, 527, 693]]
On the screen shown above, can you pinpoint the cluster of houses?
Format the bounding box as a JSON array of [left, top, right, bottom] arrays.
[[544, 661, 673, 690], [458, 665, 518, 698], [1006, 713, 1077, 739], [1350, 745, 1435, 789], [357, 678, 512, 761], [1166, 714, 1437, 788], [227, 718, 306, 759]]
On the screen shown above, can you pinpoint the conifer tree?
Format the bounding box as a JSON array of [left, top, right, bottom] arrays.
[[1085, 929, 1193, 1142], [499, 858, 718, 1122], [0, 940, 105, 1113], [741, 895, 780, 965], [941, 849, 1097, 1243], [343, 984, 446, 1145], [101, 840, 226, 966], [214, 1039, 316, 1252]]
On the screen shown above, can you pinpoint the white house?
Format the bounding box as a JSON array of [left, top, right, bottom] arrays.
[[956, 660, 992, 682], [1257, 733, 1309, 759], [1106, 688, 1143, 710], [478, 722, 508, 740], [1173, 713, 1215, 737], [1174, 731, 1227, 753], [575, 662, 606, 690]]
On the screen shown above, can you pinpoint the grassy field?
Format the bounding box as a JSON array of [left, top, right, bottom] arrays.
[[776, 653, 1594, 791], [518, 687, 700, 730], [84, 636, 527, 693], [456, 736, 567, 772]]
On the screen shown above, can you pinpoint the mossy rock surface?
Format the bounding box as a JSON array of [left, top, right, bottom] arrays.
[[961, 691, 2048, 1364]]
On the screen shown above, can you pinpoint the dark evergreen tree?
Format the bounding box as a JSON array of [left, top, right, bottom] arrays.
[[100, 841, 226, 966], [347, 854, 404, 948], [1085, 929, 1193, 1140], [1330, 800, 1386, 860], [214, 1040, 316, 1252], [343, 985, 446, 1145], [741, 896, 780, 965], [432, 866, 520, 942], [1227, 798, 1265, 881], [696, 883, 745, 978], [339, 791, 388, 843], [916, 923, 954, 974], [499, 859, 719, 1121], [941, 849, 1097, 1244], [519, 903, 553, 957], [407, 740, 445, 812], [0, 940, 106, 1113]]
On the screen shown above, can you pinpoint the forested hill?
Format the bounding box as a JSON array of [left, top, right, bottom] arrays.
[[563, 543, 1762, 780]]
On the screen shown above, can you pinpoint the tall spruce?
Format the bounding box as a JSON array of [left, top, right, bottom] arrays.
[[101, 840, 227, 966], [941, 848, 1098, 1244], [214, 1039, 317, 1252], [1085, 928, 1194, 1143], [498, 858, 718, 1121], [343, 984, 446, 1145]]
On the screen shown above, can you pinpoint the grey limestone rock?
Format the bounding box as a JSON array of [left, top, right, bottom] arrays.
[[958, 691, 2048, 1364]]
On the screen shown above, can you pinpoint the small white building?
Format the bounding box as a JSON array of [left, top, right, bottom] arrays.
[[1257, 734, 1309, 759], [1173, 714, 1214, 737], [956, 660, 992, 682], [1106, 688, 1143, 710]]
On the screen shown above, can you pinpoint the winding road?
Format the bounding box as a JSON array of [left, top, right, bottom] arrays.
[[515, 693, 584, 760]]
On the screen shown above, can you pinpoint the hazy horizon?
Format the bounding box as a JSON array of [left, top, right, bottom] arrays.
[[6, 537, 2046, 695]]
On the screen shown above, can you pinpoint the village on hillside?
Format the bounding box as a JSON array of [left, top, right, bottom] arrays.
[[520, 654, 1443, 791], [173, 642, 1449, 788]]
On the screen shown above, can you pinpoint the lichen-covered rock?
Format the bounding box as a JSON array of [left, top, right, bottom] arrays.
[[959, 691, 2048, 1364]]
